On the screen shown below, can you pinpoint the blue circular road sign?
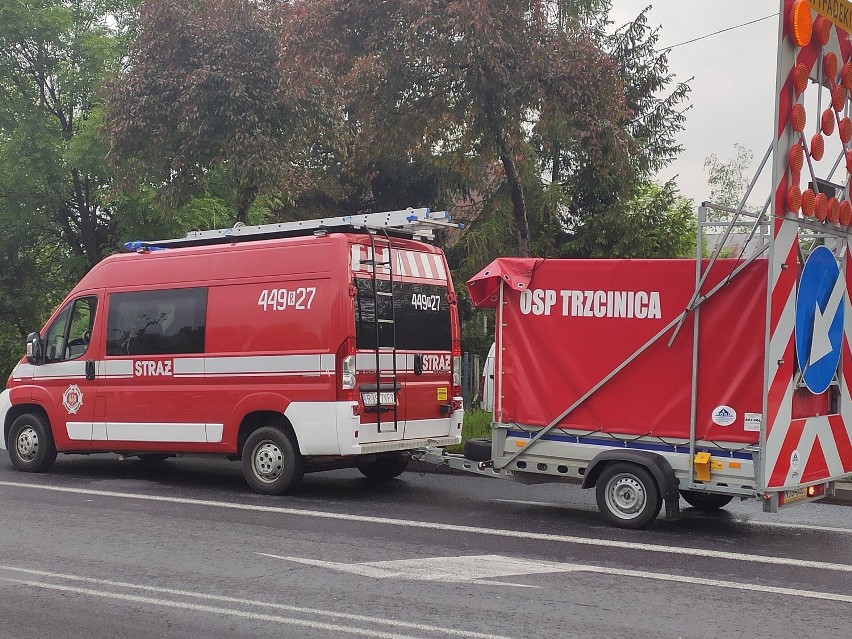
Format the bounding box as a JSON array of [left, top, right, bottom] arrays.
[[795, 245, 845, 394]]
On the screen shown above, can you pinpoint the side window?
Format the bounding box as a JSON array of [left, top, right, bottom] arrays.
[[44, 296, 98, 363], [43, 306, 72, 364], [106, 288, 207, 356]]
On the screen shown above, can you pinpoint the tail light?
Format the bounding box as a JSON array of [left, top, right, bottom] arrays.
[[337, 336, 356, 401], [451, 339, 461, 394]]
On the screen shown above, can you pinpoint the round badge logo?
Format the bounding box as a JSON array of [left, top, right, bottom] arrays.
[[790, 450, 801, 472], [62, 384, 84, 415], [711, 405, 736, 426]]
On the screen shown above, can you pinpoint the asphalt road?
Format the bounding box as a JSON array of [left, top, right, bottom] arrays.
[[0, 453, 849, 639]]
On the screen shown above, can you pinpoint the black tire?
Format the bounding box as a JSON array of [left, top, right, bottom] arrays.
[[463, 438, 492, 462], [137, 454, 170, 465], [595, 462, 662, 529], [8, 413, 57, 473], [241, 426, 304, 495], [680, 490, 734, 511], [356, 452, 410, 480]]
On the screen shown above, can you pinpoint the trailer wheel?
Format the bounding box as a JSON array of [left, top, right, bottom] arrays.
[[356, 452, 410, 480], [242, 426, 304, 495], [463, 438, 492, 462], [680, 490, 734, 511], [595, 462, 662, 529], [8, 413, 57, 473]]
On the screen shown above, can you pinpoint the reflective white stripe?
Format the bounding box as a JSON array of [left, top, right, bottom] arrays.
[[0, 390, 11, 450], [405, 251, 421, 277], [173, 358, 204, 375], [418, 253, 434, 279], [200, 355, 334, 376], [16, 354, 336, 382], [97, 360, 133, 378], [355, 353, 411, 371], [432, 254, 447, 280], [26, 361, 86, 380], [12, 363, 34, 379], [66, 422, 223, 443], [350, 245, 361, 272]]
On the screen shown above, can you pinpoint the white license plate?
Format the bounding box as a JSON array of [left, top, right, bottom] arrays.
[[361, 391, 396, 406], [783, 488, 807, 504]]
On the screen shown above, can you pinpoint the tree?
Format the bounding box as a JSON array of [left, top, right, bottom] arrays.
[[704, 143, 754, 209], [281, 0, 635, 258], [565, 180, 695, 258], [0, 0, 134, 268], [104, 0, 342, 225], [0, 1, 137, 378]]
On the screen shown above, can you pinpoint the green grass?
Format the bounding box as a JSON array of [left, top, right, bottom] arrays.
[[445, 409, 493, 453]]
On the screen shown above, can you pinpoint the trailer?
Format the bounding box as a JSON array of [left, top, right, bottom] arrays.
[[416, 1, 852, 527]]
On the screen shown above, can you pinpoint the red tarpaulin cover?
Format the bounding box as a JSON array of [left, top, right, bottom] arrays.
[[468, 258, 770, 444]]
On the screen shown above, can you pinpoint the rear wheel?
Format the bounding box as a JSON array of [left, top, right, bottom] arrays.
[[8, 413, 57, 473], [680, 490, 734, 511], [242, 426, 304, 495], [356, 452, 410, 480], [595, 462, 661, 529]]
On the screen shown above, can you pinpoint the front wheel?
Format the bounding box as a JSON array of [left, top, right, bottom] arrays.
[[595, 462, 662, 529], [356, 452, 410, 480], [242, 426, 304, 495], [8, 413, 57, 473], [680, 490, 733, 511]]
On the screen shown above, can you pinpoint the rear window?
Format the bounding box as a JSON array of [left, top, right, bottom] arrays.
[[354, 278, 450, 351]]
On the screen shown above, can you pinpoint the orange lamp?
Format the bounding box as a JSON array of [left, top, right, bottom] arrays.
[[811, 133, 825, 160], [791, 0, 813, 47], [824, 52, 838, 80], [822, 109, 836, 135], [802, 188, 816, 217], [792, 103, 807, 132], [815, 192, 829, 221]]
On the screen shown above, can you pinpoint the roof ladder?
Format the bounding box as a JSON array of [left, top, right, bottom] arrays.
[[126, 207, 462, 250]]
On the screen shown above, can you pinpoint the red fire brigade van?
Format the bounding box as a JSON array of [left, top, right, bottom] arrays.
[[0, 208, 464, 494]]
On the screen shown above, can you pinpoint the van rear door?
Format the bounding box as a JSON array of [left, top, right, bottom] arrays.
[[352, 249, 455, 442]]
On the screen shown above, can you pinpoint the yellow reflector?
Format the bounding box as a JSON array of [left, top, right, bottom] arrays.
[[728, 461, 742, 469], [515, 441, 525, 447], [694, 452, 712, 482]]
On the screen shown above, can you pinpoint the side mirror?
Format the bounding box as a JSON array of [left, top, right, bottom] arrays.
[[26, 331, 44, 365]]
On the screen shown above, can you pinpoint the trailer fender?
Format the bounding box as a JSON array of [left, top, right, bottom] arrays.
[[582, 450, 680, 519]]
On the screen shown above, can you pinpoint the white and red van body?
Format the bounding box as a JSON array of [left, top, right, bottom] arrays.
[[0, 221, 463, 493]]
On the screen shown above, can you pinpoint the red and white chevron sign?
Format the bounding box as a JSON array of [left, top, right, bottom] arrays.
[[766, 0, 852, 489]]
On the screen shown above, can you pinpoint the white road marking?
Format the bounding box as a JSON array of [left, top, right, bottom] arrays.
[[0, 565, 513, 639], [0, 577, 422, 639], [1, 480, 850, 573], [493, 499, 852, 534], [261, 553, 550, 587], [263, 553, 852, 604]]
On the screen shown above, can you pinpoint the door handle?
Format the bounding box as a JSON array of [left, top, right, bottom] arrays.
[[413, 354, 423, 376], [85, 360, 95, 381]]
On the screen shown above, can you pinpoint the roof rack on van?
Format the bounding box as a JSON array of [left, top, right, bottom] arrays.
[[126, 207, 462, 250]]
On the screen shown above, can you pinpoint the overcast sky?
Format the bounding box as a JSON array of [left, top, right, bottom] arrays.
[[609, 1, 780, 206]]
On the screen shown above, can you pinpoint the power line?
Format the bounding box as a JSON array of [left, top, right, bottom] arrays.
[[660, 13, 779, 52]]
